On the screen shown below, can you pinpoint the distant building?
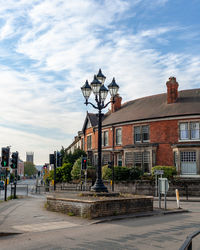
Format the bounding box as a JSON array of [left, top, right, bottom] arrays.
[[26, 152, 34, 164], [18, 159, 24, 177]]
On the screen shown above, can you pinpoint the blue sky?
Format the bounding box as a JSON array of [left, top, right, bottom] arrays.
[[0, 0, 200, 164]]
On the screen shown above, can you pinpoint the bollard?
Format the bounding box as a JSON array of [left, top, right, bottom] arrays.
[[175, 189, 180, 209]]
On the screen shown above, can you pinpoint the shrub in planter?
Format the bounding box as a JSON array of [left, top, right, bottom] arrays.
[[151, 166, 177, 179]]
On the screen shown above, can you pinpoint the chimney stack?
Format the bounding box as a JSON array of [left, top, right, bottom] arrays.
[[166, 77, 179, 104], [111, 94, 122, 112]]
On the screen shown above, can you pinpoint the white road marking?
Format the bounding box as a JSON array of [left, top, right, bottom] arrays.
[[12, 221, 78, 232]]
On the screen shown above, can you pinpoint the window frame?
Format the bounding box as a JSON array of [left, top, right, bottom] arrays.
[[179, 121, 200, 141], [134, 125, 150, 143], [102, 130, 109, 147], [87, 135, 92, 150], [116, 128, 122, 145]]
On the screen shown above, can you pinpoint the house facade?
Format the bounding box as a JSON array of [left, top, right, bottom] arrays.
[[70, 77, 200, 177]]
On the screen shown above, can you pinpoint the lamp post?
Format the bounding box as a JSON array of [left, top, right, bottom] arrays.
[[81, 69, 119, 192]]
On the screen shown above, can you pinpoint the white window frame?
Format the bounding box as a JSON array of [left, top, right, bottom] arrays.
[[102, 130, 109, 147], [134, 125, 150, 143], [179, 121, 200, 141], [116, 128, 122, 145]]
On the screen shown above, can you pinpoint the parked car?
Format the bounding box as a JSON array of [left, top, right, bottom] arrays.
[[0, 180, 5, 190]]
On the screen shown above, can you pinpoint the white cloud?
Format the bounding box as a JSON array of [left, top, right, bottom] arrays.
[[0, 0, 199, 164]]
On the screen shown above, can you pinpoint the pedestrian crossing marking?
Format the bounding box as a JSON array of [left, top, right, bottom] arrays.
[[12, 221, 78, 232]]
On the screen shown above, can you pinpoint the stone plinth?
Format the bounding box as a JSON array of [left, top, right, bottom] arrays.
[[46, 193, 153, 219]]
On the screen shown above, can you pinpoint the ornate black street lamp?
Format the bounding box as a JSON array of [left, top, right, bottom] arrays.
[[81, 69, 119, 192]]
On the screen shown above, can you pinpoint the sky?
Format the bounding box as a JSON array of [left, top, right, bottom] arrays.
[[0, 0, 200, 165]]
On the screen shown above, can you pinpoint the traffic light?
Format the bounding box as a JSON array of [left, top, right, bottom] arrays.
[[81, 157, 87, 170], [108, 161, 112, 169], [56, 152, 62, 167], [49, 154, 55, 165], [1, 147, 10, 167], [10, 152, 18, 169]]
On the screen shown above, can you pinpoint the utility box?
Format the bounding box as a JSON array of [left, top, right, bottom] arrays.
[[158, 178, 169, 194]]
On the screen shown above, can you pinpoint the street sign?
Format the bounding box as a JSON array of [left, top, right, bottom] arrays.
[[155, 170, 164, 175]]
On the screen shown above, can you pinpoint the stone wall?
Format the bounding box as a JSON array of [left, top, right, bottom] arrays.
[[57, 178, 200, 197], [46, 196, 153, 219], [106, 179, 200, 197]]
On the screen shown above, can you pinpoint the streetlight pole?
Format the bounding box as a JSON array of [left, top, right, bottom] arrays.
[[81, 69, 119, 192]]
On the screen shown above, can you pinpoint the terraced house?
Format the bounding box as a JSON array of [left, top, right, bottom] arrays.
[[68, 77, 200, 177]]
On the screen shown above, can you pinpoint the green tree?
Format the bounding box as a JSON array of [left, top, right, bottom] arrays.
[[61, 163, 73, 182], [24, 162, 37, 177], [71, 158, 81, 180], [49, 163, 73, 183], [63, 149, 86, 165]]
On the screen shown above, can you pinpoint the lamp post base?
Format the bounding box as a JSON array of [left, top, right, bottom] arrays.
[[91, 179, 108, 192]]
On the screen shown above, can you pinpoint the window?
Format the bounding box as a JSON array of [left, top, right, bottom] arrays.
[[102, 154, 110, 165], [102, 131, 109, 146], [181, 151, 196, 162], [180, 151, 197, 175], [134, 125, 149, 143], [180, 122, 200, 140], [117, 154, 122, 166], [191, 122, 200, 139], [134, 126, 141, 142], [142, 126, 149, 141], [125, 152, 134, 167], [116, 128, 122, 145], [87, 135, 92, 150], [180, 123, 189, 140], [134, 151, 150, 172]]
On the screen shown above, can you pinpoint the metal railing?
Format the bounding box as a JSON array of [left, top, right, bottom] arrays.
[[179, 230, 200, 250]]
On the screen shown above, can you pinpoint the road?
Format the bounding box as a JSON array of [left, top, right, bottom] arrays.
[[0, 187, 200, 250], [0, 178, 36, 200]]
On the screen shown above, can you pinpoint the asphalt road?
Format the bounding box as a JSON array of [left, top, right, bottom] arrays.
[[0, 179, 36, 200], [0, 192, 200, 250]]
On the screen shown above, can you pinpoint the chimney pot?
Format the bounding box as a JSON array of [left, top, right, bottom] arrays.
[[111, 94, 122, 112], [166, 76, 179, 104]]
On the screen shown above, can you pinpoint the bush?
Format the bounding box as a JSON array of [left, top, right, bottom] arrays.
[[151, 166, 177, 179], [71, 158, 81, 180], [129, 167, 143, 180], [102, 165, 112, 180], [114, 166, 129, 181]]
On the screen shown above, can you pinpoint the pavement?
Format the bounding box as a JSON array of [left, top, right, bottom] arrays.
[[0, 192, 191, 236]]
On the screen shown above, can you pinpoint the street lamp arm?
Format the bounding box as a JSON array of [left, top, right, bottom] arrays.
[[85, 101, 99, 110], [103, 99, 115, 109]]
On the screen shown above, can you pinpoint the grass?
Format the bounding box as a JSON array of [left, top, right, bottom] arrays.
[[67, 211, 75, 216], [7, 195, 18, 200]]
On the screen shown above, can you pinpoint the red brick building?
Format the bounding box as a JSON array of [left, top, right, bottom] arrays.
[[70, 77, 200, 177]]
